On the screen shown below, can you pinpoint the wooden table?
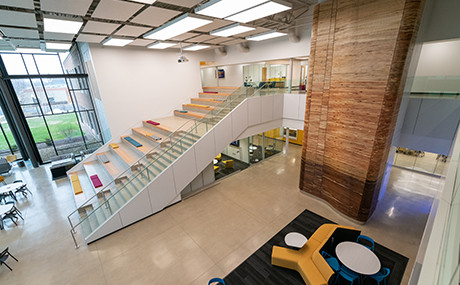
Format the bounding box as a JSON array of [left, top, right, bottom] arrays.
[[336, 241, 381, 275]]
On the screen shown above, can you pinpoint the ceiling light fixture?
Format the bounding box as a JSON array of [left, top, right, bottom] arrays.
[[246, 30, 287, 41], [143, 13, 212, 41], [43, 17, 83, 34], [210, 23, 255, 37], [45, 42, 72, 50], [102, 37, 134, 47], [195, 0, 266, 19], [183, 44, 210, 51], [226, 0, 292, 23], [147, 41, 176, 49], [130, 0, 157, 4]]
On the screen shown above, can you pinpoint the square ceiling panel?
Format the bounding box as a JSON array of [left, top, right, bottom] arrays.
[[203, 37, 233, 44], [76, 34, 107, 43], [0, 10, 36, 28], [185, 34, 216, 43], [41, 0, 93, 16], [10, 39, 41, 48], [235, 27, 271, 38], [159, 0, 202, 8], [128, 39, 154, 46], [1, 0, 34, 9], [169, 32, 199, 41], [194, 19, 235, 33], [44, 32, 75, 41], [92, 0, 143, 21], [223, 38, 248, 45], [130, 6, 181, 26], [171, 43, 192, 49], [0, 27, 39, 39], [115, 26, 152, 37], [83, 21, 120, 34]]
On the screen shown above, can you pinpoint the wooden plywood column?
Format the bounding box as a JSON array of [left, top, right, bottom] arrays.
[[299, 0, 425, 222]]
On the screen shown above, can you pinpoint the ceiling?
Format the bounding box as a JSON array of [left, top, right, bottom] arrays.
[[0, 0, 316, 51]]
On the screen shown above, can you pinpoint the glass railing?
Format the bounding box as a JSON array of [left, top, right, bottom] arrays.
[[68, 82, 278, 247], [410, 75, 460, 98]]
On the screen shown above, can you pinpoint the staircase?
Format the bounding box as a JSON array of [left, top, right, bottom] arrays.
[[67, 84, 282, 247]]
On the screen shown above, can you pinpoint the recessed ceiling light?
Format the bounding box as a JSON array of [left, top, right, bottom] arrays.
[[143, 13, 212, 41], [183, 45, 210, 51], [130, 0, 157, 3], [246, 30, 287, 41], [147, 41, 176, 49], [15, 48, 45, 53], [210, 23, 255, 37], [226, 1, 292, 23], [44, 17, 83, 34], [102, 37, 134, 47], [195, 0, 266, 19], [46, 42, 72, 50]]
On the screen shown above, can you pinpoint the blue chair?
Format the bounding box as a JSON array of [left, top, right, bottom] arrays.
[[339, 265, 360, 285], [365, 267, 390, 285], [321, 251, 340, 284], [208, 277, 225, 285], [356, 235, 375, 251]]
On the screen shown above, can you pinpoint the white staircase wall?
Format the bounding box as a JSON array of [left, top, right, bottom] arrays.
[[85, 93, 306, 243]]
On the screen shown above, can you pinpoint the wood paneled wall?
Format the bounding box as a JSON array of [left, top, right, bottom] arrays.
[[299, 0, 425, 222]]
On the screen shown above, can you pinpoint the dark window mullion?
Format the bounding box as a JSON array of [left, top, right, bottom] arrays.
[[63, 76, 87, 149], [0, 122, 14, 155]]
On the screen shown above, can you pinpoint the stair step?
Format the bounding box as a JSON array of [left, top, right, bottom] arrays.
[[174, 110, 205, 120], [191, 98, 226, 106], [182, 104, 215, 114], [198, 92, 232, 99]]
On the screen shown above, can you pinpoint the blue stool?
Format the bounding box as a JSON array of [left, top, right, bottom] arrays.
[[208, 277, 225, 285]]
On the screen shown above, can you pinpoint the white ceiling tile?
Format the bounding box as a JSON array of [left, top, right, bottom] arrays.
[[223, 38, 248, 45], [1, 0, 34, 9], [171, 43, 192, 48], [41, 0, 93, 16], [185, 34, 216, 43], [203, 37, 233, 44], [115, 26, 152, 37], [131, 6, 181, 26], [128, 39, 154, 46], [9, 39, 41, 48], [159, 0, 202, 8], [0, 10, 36, 28], [76, 34, 107, 43], [235, 27, 270, 38], [0, 45, 15, 51], [169, 32, 199, 41], [83, 21, 120, 34], [194, 19, 235, 33], [92, 0, 143, 21], [0, 27, 39, 39], [44, 32, 75, 41]]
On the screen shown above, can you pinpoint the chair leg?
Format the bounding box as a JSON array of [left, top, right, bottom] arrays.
[[8, 253, 18, 262], [1, 261, 13, 271]]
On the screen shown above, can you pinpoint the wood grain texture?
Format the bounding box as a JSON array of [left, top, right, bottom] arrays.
[[300, 0, 425, 222]]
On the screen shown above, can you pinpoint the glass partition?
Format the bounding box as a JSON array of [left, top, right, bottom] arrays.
[[393, 147, 447, 176]]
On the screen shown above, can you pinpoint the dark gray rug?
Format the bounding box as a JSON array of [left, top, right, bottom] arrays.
[[224, 209, 408, 285]]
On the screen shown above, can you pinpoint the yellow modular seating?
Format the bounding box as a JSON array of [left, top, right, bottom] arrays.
[[6, 155, 17, 163], [223, 159, 233, 169], [70, 174, 83, 195], [0, 175, 5, 185], [109, 143, 119, 149], [188, 104, 210, 108], [215, 153, 221, 161], [214, 165, 219, 173], [272, 224, 357, 285]]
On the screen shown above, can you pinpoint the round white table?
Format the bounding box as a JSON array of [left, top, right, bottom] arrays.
[[0, 182, 24, 195], [0, 204, 14, 230], [285, 232, 308, 248], [336, 241, 381, 275]]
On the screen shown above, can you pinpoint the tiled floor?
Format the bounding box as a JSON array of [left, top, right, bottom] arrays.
[[0, 144, 441, 284]]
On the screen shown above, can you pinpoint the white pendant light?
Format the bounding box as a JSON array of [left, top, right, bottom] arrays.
[[246, 30, 287, 41], [226, 1, 291, 23], [183, 45, 210, 51], [102, 37, 134, 47], [147, 41, 176, 49], [195, 0, 266, 19], [210, 23, 255, 37], [143, 13, 212, 41], [44, 17, 83, 34]]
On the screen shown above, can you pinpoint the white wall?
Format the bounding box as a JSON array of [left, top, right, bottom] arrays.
[[201, 64, 244, 87], [88, 44, 214, 138]]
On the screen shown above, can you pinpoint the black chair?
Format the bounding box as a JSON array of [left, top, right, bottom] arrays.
[[0, 247, 18, 271], [13, 180, 32, 198]]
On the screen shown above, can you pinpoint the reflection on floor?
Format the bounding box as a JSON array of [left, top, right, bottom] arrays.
[[214, 154, 249, 180], [0, 144, 441, 285]]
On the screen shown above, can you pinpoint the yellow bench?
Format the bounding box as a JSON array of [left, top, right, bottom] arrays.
[[70, 174, 83, 195], [272, 224, 357, 285]]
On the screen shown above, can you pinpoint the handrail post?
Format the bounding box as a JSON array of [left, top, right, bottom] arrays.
[[70, 229, 79, 249]]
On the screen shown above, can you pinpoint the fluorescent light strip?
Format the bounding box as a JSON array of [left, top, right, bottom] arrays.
[[147, 42, 176, 49], [226, 1, 291, 23], [246, 30, 287, 41], [44, 18, 83, 34], [183, 45, 210, 51], [131, 0, 156, 3], [143, 13, 212, 41], [195, 0, 266, 19], [46, 42, 72, 50], [102, 37, 133, 47], [210, 23, 255, 37]]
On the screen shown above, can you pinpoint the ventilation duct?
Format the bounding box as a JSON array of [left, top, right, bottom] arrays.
[[288, 29, 300, 43], [236, 42, 249, 53], [215, 47, 227, 56]]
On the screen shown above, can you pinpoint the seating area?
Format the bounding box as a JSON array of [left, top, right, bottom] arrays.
[[0, 179, 29, 231]]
